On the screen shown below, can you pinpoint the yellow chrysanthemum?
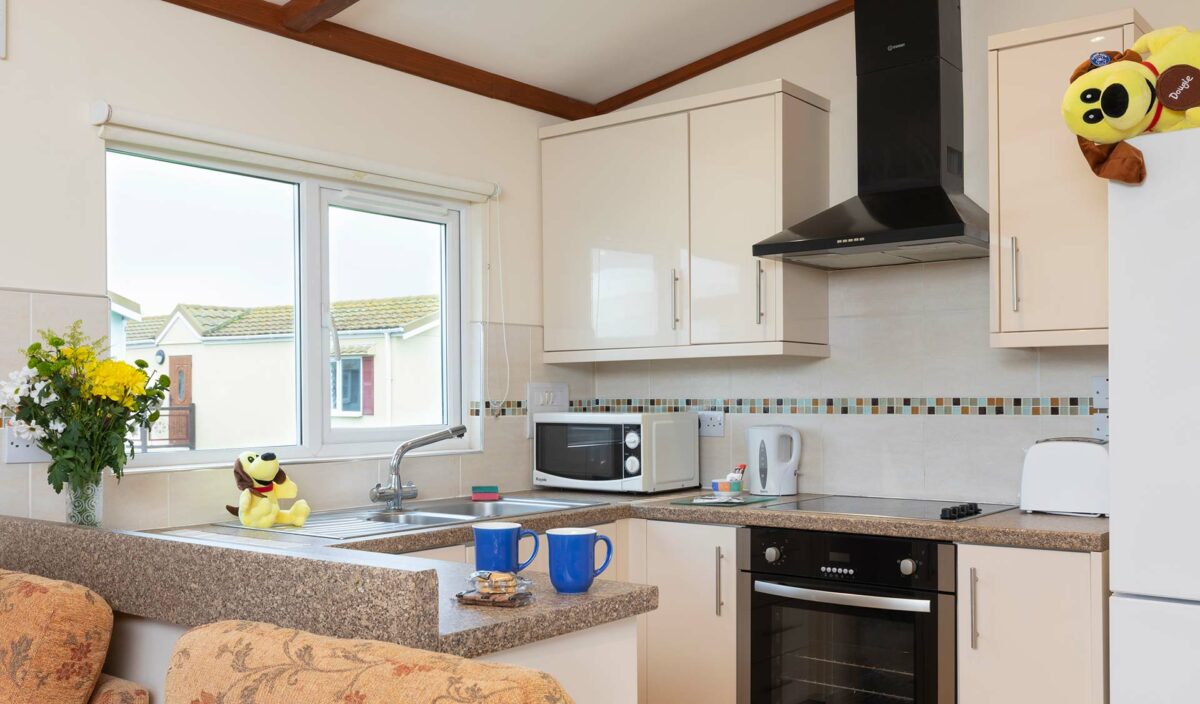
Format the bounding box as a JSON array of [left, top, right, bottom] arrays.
[[86, 359, 148, 409]]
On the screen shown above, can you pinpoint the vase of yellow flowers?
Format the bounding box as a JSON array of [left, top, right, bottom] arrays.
[[1, 322, 169, 527]]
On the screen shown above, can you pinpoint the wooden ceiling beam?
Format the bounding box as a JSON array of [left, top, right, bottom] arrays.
[[593, 0, 854, 114], [162, 0, 596, 120], [281, 0, 361, 33]]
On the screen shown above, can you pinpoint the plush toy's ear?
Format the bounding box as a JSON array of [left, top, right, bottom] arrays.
[[271, 468, 288, 485], [1069, 49, 1143, 83], [1077, 136, 1147, 184], [232, 459, 255, 491]]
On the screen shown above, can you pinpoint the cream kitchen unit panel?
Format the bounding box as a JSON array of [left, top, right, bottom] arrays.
[[988, 10, 1148, 348], [540, 80, 829, 363], [957, 544, 1108, 703], [541, 112, 690, 352]]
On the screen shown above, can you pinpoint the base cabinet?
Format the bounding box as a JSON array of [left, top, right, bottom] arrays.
[[957, 545, 1107, 703], [644, 521, 737, 704]]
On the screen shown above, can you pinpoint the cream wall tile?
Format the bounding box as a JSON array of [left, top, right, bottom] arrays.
[[921, 309, 1038, 395], [0, 464, 29, 518], [922, 416, 1044, 504], [167, 467, 240, 527], [647, 358, 731, 399], [698, 433, 732, 485], [397, 454, 462, 501], [283, 460, 378, 512], [729, 414, 824, 494], [1038, 346, 1108, 397], [103, 471, 169, 530], [829, 264, 925, 318], [921, 259, 990, 312], [529, 326, 595, 399], [0, 290, 32, 379], [594, 361, 651, 399], [460, 415, 532, 493], [728, 356, 823, 399], [30, 293, 109, 345], [822, 314, 924, 397], [821, 416, 923, 498], [484, 322, 531, 405], [29, 464, 65, 521]]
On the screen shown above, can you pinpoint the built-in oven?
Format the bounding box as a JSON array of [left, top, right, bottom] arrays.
[[738, 528, 956, 703], [532, 412, 698, 493]]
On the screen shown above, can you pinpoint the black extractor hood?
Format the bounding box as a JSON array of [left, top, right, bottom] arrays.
[[753, 0, 987, 269]]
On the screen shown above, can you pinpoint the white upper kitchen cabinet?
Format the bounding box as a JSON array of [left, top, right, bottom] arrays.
[[540, 80, 830, 363], [987, 10, 1148, 348], [542, 112, 691, 353]]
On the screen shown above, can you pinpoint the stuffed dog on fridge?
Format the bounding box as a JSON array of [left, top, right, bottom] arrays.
[[225, 451, 312, 528]]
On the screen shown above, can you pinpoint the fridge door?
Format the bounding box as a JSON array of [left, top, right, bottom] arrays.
[[1109, 129, 1200, 600], [1111, 595, 1200, 702]]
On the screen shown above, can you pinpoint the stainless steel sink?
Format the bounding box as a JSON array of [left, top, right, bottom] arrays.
[[215, 496, 603, 540]]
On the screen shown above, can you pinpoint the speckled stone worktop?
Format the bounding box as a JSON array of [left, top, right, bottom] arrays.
[[0, 487, 1106, 660]]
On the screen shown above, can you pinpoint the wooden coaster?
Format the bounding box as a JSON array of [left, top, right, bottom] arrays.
[[455, 590, 534, 608]]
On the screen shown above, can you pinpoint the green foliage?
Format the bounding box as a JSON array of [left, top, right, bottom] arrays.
[[1, 321, 169, 492]]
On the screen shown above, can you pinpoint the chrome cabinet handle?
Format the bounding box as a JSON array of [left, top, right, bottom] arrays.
[[670, 268, 680, 331], [755, 260, 764, 325], [970, 567, 979, 649], [754, 580, 931, 613], [715, 546, 723, 616], [1010, 237, 1019, 313]]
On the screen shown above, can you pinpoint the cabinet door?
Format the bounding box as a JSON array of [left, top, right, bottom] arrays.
[[957, 545, 1106, 704], [645, 521, 737, 703], [690, 96, 777, 344], [542, 115, 690, 351], [993, 29, 1123, 335]]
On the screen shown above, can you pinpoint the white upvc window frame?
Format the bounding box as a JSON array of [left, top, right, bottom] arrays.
[[108, 145, 475, 470]]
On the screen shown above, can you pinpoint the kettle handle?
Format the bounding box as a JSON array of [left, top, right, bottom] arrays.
[[784, 427, 802, 474]]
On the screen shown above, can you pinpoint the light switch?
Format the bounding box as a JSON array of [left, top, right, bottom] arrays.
[[526, 382, 569, 438], [1092, 376, 1109, 410]]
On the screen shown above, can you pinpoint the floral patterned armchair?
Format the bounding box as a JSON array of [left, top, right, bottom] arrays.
[[165, 620, 574, 704], [0, 569, 149, 704]]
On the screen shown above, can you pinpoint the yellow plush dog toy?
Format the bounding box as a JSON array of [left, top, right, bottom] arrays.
[[1062, 26, 1200, 183], [224, 451, 311, 528]]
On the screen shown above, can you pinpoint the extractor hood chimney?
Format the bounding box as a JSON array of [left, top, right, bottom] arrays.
[[753, 0, 988, 269]]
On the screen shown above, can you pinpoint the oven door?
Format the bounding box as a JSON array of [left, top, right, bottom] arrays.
[[534, 422, 629, 487], [739, 573, 954, 704]]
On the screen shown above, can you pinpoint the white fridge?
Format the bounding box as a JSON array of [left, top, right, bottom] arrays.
[[1109, 128, 1200, 702]]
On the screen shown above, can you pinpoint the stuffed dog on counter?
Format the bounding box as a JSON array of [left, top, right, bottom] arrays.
[[1062, 26, 1200, 183], [225, 451, 312, 528]]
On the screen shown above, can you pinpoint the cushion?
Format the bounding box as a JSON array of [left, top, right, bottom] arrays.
[[89, 673, 150, 704]]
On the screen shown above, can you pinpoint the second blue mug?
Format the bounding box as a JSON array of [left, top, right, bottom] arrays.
[[473, 522, 539, 573], [547, 527, 613, 594]]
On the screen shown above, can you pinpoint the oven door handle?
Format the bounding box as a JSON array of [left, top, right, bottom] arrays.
[[753, 580, 931, 614]]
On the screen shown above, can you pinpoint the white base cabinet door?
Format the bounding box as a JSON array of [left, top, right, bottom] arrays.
[[957, 545, 1107, 704], [645, 521, 737, 704]]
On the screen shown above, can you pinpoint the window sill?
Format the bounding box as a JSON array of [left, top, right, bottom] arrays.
[[121, 446, 482, 475]]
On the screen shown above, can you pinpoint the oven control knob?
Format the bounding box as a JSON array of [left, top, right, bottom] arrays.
[[624, 456, 641, 475], [764, 546, 782, 563], [899, 558, 918, 576], [625, 431, 640, 450]]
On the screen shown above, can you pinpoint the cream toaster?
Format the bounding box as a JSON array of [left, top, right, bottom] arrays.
[[1019, 437, 1109, 516]]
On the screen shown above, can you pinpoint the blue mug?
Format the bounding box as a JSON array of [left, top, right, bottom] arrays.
[[547, 527, 613, 594], [473, 522, 539, 573]]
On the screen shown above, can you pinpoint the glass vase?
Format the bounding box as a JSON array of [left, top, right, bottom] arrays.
[[66, 480, 104, 527]]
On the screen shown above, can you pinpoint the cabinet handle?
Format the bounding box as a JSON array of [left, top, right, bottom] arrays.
[[715, 546, 724, 616], [970, 567, 979, 649], [1010, 237, 1019, 313], [670, 268, 680, 331], [755, 261, 764, 325]]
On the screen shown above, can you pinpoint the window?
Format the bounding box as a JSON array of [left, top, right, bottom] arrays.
[[106, 149, 467, 464]]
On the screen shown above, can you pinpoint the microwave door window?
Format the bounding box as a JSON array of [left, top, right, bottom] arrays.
[[537, 424, 624, 481]]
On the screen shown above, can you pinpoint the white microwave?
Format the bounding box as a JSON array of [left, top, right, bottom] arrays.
[[532, 412, 699, 493]]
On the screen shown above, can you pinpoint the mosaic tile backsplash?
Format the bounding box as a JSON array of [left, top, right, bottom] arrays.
[[471, 396, 1098, 417]]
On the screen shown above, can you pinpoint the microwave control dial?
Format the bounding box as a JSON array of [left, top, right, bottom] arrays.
[[625, 431, 640, 450], [898, 558, 917, 576], [763, 546, 782, 563], [624, 456, 641, 475]]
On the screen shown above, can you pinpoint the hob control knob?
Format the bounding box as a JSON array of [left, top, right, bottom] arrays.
[[899, 558, 918, 576], [764, 546, 782, 563]]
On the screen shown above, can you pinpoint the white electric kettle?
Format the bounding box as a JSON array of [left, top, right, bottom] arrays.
[[746, 425, 802, 496]]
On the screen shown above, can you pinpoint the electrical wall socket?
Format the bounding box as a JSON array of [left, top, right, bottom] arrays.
[[1093, 413, 1110, 443], [3, 426, 50, 463], [699, 411, 725, 437], [1092, 376, 1109, 410]]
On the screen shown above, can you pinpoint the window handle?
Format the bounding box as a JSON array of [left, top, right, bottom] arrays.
[[326, 311, 342, 361]]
